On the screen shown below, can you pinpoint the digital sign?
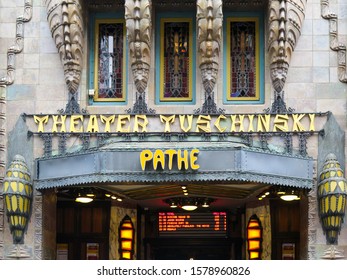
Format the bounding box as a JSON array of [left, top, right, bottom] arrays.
[[158, 212, 227, 237]]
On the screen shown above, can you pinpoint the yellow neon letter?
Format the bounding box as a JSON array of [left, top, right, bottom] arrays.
[[34, 115, 49, 132], [190, 149, 200, 170], [100, 115, 115, 132], [177, 149, 189, 170], [309, 114, 316, 131], [133, 115, 148, 132], [257, 114, 270, 132], [273, 114, 289, 132], [196, 115, 211, 132], [165, 149, 177, 170], [231, 115, 245, 132], [292, 114, 306, 132], [86, 115, 99, 132], [247, 115, 255, 132], [52, 115, 67, 133], [116, 115, 131, 132], [70, 115, 84, 133], [160, 115, 176, 132], [214, 115, 227, 132], [140, 149, 153, 171], [179, 115, 193, 132], [153, 149, 165, 170]]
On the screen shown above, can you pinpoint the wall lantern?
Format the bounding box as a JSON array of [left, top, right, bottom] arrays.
[[118, 215, 135, 260], [317, 153, 347, 245], [247, 214, 262, 260], [3, 155, 33, 244]]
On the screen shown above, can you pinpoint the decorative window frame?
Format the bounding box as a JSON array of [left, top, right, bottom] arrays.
[[88, 13, 128, 105], [223, 13, 264, 104], [155, 13, 196, 104]]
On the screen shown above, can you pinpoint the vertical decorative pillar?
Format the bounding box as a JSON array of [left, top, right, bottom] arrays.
[[45, 0, 84, 113], [268, 0, 307, 113], [317, 153, 347, 259], [196, 0, 224, 114], [125, 0, 155, 114]]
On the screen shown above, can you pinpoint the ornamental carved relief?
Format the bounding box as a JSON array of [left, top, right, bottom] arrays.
[[268, 0, 307, 93], [197, 0, 223, 94], [0, 0, 33, 86], [45, 0, 84, 94], [125, 0, 152, 94], [321, 0, 347, 83]]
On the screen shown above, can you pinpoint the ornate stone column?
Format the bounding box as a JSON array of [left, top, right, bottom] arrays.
[[125, 0, 154, 114], [268, 0, 307, 113], [45, 0, 84, 113], [196, 0, 224, 114]]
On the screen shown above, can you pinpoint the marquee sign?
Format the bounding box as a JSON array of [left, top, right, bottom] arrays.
[[23, 112, 328, 159], [31, 113, 319, 134]]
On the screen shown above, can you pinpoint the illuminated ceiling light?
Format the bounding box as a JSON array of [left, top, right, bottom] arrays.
[[202, 202, 209, 208], [105, 194, 111, 197], [170, 202, 177, 208], [117, 198, 123, 202], [184, 192, 188, 196], [164, 197, 215, 211], [111, 195, 117, 200], [181, 205, 198, 211], [280, 191, 299, 201], [181, 186, 187, 190], [75, 194, 93, 203], [265, 192, 270, 196]]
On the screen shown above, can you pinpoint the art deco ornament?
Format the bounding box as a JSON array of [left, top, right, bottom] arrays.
[[125, 0, 152, 94], [268, 0, 307, 93], [317, 153, 347, 245], [45, 0, 84, 94], [3, 155, 33, 244], [197, 0, 223, 94]]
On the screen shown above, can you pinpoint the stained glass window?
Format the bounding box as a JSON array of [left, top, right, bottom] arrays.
[[159, 19, 193, 102], [226, 18, 260, 101], [94, 20, 126, 102]]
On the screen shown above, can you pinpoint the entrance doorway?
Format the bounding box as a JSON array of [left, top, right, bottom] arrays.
[[147, 237, 243, 260]]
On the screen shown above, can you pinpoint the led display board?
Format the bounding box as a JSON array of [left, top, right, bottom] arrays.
[[158, 211, 227, 237]]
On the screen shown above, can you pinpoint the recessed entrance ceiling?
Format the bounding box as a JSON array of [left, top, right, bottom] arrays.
[[56, 181, 271, 210]]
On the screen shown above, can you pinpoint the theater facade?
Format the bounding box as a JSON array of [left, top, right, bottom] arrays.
[[0, 0, 346, 260]]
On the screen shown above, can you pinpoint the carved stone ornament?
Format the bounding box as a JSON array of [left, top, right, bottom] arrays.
[[268, 0, 307, 93], [45, 0, 84, 94], [0, 0, 33, 86], [125, 0, 152, 94], [197, 0, 223, 94], [321, 0, 347, 83]]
